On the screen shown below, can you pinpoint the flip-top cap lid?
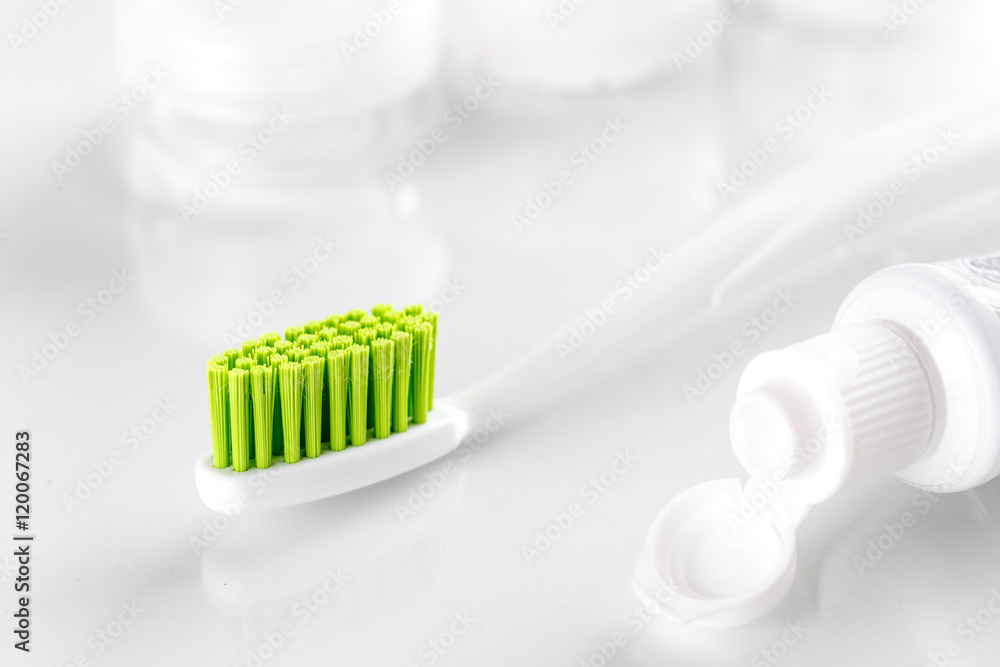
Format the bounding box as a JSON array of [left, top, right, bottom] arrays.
[[632, 479, 798, 627]]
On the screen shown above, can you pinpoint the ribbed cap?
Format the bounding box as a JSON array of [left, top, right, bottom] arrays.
[[833, 322, 935, 484], [731, 321, 936, 503]]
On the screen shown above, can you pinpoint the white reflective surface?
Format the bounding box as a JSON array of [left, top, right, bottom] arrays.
[[4, 1, 1000, 665]]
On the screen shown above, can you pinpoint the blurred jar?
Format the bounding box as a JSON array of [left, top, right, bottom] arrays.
[[717, 0, 1000, 177], [115, 0, 448, 345], [446, 0, 715, 92]]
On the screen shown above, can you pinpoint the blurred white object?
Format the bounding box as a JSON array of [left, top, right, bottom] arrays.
[[114, 0, 448, 343], [723, 0, 1000, 165], [117, 0, 443, 127], [447, 0, 714, 91], [635, 252, 1000, 626]]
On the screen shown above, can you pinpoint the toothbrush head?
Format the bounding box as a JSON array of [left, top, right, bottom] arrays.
[[195, 400, 469, 513], [198, 304, 451, 512]]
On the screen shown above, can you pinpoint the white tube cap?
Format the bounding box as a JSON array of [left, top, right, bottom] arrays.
[[632, 479, 799, 627], [633, 321, 938, 627], [730, 321, 936, 504]]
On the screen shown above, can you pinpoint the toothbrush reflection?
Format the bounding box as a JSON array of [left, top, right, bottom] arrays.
[[196, 470, 468, 664]]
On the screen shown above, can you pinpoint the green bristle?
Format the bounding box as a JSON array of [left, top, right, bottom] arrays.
[[352, 327, 377, 425], [339, 320, 361, 337], [241, 338, 259, 356], [380, 309, 403, 326], [302, 356, 325, 459], [371, 339, 394, 439], [327, 350, 349, 452], [297, 333, 319, 347], [235, 356, 255, 371], [254, 346, 275, 365], [207, 303, 440, 474], [208, 364, 230, 468], [422, 311, 438, 410], [269, 353, 288, 457], [278, 362, 303, 464], [347, 344, 369, 446], [311, 340, 332, 446], [354, 327, 375, 347], [228, 368, 251, 472], [409, 322, 432, 424], [259, 332, 282, 346], [233, 359, 256, 457], [330, 335, 353, 351], [310, 344, 330, 443], [391, 331, 411, 433], [250, 365, 276, 469], [397, 315, 420, 332], [223, 348, 241, 369], [362, 329, 377, 430]]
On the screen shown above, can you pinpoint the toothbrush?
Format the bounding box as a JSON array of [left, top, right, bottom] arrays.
[[196, 95, 1000, 513]]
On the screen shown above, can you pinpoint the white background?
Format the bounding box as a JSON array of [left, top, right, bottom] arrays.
[[4, 0, 1000, 665]]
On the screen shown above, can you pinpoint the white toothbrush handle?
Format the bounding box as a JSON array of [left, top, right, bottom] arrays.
[[448, 96, 1000, 422]]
